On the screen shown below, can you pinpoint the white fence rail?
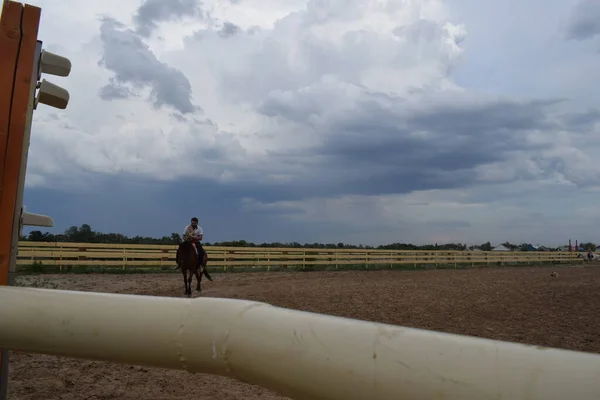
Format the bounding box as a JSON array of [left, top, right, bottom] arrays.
[[0, 286, 599, 399]]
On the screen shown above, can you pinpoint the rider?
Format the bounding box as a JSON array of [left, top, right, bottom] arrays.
[[183, 217, 206, 267]]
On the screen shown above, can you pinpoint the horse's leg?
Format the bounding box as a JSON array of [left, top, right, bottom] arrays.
[[187, 269, 193, 297], [181, 268, 188, 295], [194, 266, 202, 292]]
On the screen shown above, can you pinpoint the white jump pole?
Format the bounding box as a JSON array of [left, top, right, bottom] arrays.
[[0, 286, 599, 400]]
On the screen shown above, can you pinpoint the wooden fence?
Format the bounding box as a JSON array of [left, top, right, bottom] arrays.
[[15, 241, 580, 271]]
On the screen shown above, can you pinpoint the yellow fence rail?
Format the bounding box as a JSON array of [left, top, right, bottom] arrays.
[[15, 241, 580, 271]]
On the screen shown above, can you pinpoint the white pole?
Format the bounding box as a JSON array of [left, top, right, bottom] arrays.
[[0, 286, 599, 400]]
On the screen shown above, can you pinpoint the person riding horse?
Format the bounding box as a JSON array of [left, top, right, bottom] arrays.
[[180, 217, 212, 281], [183, 217, 205, 262]]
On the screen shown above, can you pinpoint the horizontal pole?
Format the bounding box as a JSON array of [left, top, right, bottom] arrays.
[[15, 258, 574, 268], [16, 250, 576, 260], [15, 252, 575, 260], [16, 241, 575, 253], [0, 286, 599, 400]]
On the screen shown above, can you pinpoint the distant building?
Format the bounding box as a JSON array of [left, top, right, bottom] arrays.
[[492, 245, 511, 251]]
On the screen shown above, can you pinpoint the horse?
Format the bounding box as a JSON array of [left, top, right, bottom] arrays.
[[175, 240, 213, 296], [176, 241, 202, 296]]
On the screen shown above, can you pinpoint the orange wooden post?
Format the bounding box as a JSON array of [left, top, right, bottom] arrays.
[[0, 2, 42, 399], [0, 7, 25, 395], [0, 0, 25, 285]]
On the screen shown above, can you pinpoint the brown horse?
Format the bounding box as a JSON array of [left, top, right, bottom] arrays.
[[176, 241, 202, 296], [175, 240, 213, 296]]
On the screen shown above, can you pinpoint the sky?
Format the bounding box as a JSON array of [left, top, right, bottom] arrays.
[[10, 0, 600, 246]]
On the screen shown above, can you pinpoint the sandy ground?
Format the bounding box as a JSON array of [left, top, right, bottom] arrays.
[[7, 265, 600, 399]]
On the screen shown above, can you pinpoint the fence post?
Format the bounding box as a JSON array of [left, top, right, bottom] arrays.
[[78, 247, 87, 262], [227, 250, 233, 272], [303, 250, 306, 270], [160, 248, 170, 270], [266, 249, 270, 272]]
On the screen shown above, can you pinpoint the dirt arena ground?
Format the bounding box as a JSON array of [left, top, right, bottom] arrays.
[[8, 264, 600, 399]]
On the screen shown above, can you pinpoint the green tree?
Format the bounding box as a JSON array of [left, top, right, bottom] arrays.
[[21, 222, 545, 252], [480, 242, 493, 251], [581, 242, 597, 251]]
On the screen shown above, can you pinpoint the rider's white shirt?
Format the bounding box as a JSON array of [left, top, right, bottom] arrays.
[[183, 224, 203, 240]]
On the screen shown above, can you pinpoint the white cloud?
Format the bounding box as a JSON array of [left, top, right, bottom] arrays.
[[26, 0, 467, 183]]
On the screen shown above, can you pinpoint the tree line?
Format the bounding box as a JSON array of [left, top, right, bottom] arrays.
[[20, 224, 590, 251]]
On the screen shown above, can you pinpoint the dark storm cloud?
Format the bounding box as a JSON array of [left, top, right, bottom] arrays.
[[259, 92, 564, 198], [22, 175, 312, 243], [561, 109, 600, 129], [133, 0, 203, 37], [407, 98, 563, 133], [565, 0, 600, 40], [98, 17, 198, 114]]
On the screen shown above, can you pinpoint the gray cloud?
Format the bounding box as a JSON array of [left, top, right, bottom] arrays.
[[256, 89, 585, 200], [98, 17, 198, 114], [218, 22, 241, 38], [98, 79, 135, 100], [133, 0, 203, 37], [565, 0, 600, 40], [561, 109, 600, 129]]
